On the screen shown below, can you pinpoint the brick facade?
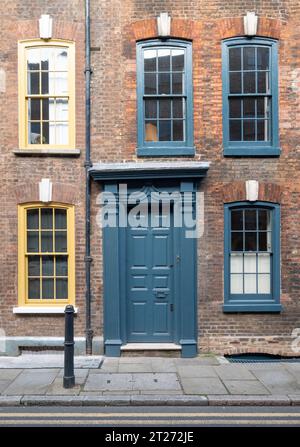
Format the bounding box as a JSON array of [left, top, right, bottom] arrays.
[[1, 1, 300, 356]]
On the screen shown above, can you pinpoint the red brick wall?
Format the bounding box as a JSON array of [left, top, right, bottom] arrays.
[[89, 1, 300, 356], [0, 1, 88, 339], [1, 1, 300, 356]]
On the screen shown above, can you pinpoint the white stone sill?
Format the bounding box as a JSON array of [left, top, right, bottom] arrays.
[[13, 306, 78, 315]]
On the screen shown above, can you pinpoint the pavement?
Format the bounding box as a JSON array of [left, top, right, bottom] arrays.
[[0, 354, 299, 406]]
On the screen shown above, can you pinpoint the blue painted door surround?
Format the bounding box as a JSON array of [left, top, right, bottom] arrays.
[[102, 180, 199, 358], [127, 206, 174, 342]]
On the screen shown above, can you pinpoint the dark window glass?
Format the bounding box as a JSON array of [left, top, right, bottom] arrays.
[[230, 72, 241, 94], [27, 209, 39, 229], [172, 73, 183, 94], [41, 231, 53, 252], [229, 98, 241, 118], [29, 122, 41, 144], [28, 72, 39, 94], [41, 208, 53, 229], [56, 256, 68, 276], [229, 47, 241, 71], [243, 72, 256, 93], [55, 209, 67, 229], [56, 279, 68, 299], [158, 73, 170, 94], [159, 100, 171, 118], [243, 98, 255, 117], [145, 100, 157, 119], [28, 256, 40, 276], [258, 71, 269, 93], [172, 49, 184, 71], [243, 120, 255, 141], [259, 232, 267, 251], [257, 47, 269, 70], [245, 210, 257, 230], [158, 49, 170, 71], [42, 278, 54, 299], [42, 256, 54, 276], [173, 99, 184, 118], [173, 120, 184, 141], [245, 232, 257, 251], [55, 231, 67, 252], [159, 120, 171, 141], [243, 47, 256, 70], [144, 73, 156, 94], [28, 279, 40, 299], [231, 232, 243, 251], [27, 232, 39, 252], [231, 210, 243, 230], [229, 120, 241, 141]]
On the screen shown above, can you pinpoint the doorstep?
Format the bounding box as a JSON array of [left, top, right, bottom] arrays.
[[121, 343, 182, 357]]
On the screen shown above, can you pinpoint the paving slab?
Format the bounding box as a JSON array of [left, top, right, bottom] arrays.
[[132, 373, 181, 391], [0, 355, 103, 369], [3, 369, 59, 395], [84, 373, 133, 392], [56, 368, 89, 385], [214, 364, 256, 380], [0, 380, 12, 394], [223, 380, 270, 395], [46, 379, 81, 395], [252, 368, 300, 394], [118, 363, 153, 373], [0, 369, 22, 380], [151, 359, 177, 372], [180, 377, 228, 395], [177, 365, 218, 378]]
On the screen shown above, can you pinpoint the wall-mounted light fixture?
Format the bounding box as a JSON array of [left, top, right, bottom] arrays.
[[243, 11, 258, 36], [157, 12, 171, 37], [39, 14, 53, 40]]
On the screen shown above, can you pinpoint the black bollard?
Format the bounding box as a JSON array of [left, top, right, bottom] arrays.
[[63, 305, 75, 388]]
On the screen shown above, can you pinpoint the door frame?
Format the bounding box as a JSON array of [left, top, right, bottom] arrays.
[[101, 178, 199, 358], [124, 199, 176, 343]]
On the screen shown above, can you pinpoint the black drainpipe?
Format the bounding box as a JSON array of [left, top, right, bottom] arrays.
[[85, 0, 93, 354]]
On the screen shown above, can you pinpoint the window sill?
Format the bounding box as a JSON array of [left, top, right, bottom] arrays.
[[13, 306, 78, 314], [223, 303, 282, 313], [13, 149, 81, 157], [137, 146, 195, 157], [224, 147, 281, 157]]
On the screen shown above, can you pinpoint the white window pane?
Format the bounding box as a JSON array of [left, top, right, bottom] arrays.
[[55, 48, 68, 71], [49, 98, 55, 120], [258, 253, 270, 273], [55, 73, 68, 95], [258, 274, 271, 293], [27, 48, 40, 70], [231, 274, 243, 294], [40, 48, 56, 70], [56, 99, 69, 121], [48, 72, 55, 95], [56, 124, 68, 145], [244, 253, 257, 273], [49, 122, 56, 144], [244, 274, 256, 293], [230, 253, 243, 273]]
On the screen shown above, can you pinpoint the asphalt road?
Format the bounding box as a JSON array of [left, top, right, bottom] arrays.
[[0, 406, 299, 427]]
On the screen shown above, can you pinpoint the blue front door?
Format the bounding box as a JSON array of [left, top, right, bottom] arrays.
[[126, 207, 174, 342]]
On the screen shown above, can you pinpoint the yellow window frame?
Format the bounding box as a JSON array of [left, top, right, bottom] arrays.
[[18, 203, 75, 306], [18, 39, 76, 149]]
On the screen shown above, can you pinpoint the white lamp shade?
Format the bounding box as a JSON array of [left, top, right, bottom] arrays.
[[244, 12, 258, 36], [39, 14, 53, 40]]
